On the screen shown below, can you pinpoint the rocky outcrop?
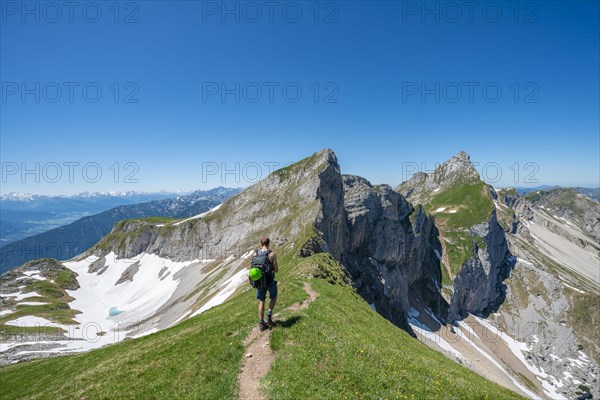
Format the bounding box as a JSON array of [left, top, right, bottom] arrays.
[[512, 189, 600, 252], [496, 254, 600, 399], [505, 190, 600, 293], [522, 188, 600, 243], [396, 151, 515, 322], [450, 211, 514, 319], [339, 175, 446, 333], [396, 151, 480, 204], [0, 258, 80, 292]]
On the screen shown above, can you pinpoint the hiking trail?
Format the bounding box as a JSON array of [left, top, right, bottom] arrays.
[[237, 282, 318, 400]]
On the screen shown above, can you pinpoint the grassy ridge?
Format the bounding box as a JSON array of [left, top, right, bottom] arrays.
[[267, 276, 521, 399], [0, 234, 523, 400]]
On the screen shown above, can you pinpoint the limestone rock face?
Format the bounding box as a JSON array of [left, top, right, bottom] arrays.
[[339, 175, 446, 333], [450, 212, 513, 319], [91, 149, 341, 263]]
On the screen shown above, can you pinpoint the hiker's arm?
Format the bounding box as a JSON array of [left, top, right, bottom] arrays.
[[272, 253, 279, 273]]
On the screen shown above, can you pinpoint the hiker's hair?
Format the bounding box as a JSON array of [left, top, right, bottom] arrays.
[[260, 237, 270, 247]]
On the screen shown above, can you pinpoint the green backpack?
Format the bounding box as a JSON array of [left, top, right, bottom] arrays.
[[248, 250, 273, 289]]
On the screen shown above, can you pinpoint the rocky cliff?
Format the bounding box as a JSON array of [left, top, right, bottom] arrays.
[[89, 150, 341, 263], [450, 211, 514, 319], [397, 151, 514, 321], [339, 175, 446, 333]]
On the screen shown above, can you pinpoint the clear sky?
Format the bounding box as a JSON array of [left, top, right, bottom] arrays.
[[1, 0, 598, 195]]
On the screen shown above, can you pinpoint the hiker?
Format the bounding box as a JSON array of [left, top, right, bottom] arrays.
[[250, 237, 278, 331]]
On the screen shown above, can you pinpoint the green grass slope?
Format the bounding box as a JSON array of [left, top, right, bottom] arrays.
[[421, 182, 494, 280], [0, 233, 522, 400]]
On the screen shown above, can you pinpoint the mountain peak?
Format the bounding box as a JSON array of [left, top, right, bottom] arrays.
[[437, 151, 479, 182], [396, 151, 482, 203], [314, 148, 338, 166], [451, 150, 471, 162]]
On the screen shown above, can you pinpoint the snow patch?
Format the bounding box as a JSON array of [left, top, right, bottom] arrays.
[[242, 250, 255, 259], [563, 371, 574, 379], [189, 267, 248, 317], [531, 335, 539, 343], [453, 318, 543, 399], [2, 291, 43, 301], [2, 253, 206, 355], [472, 316, 567, 399], [567, 357, 587, 368], [561, 280, 586, 294], [517, 257, 534, 267], [409, 323, 466, 362], [456, 320, 481, 341], [5, 315, 59, 327], [131, 327, 158, 339], [173, 203, 223, 226], [407, 308, 467, 364]]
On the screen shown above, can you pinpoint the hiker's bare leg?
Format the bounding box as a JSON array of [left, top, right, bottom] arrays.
[[269, 297, 277, 313], [258, 300, 265, 321]]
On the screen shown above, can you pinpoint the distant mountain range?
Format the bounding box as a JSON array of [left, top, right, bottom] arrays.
[[510, 185, 599, 201], [0, 187, 241, 273], [0, 190, 194, 245], [0, 190, 192, 205], [573, 187, 600, 201]]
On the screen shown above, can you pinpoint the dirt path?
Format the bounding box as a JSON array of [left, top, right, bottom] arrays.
[[237, 282, 318, 400], [287, 282, 318, 312]]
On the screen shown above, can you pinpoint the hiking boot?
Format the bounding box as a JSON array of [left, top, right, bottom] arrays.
[[259, 320, 268, 332], [266, 315, 275, 328]]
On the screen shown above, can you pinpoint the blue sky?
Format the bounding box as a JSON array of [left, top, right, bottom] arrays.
[[1, 0, 598, 195]]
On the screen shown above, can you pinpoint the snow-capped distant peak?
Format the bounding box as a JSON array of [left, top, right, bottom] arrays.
[[0, 192, 37, 201], [1, 190, 195, 201]]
